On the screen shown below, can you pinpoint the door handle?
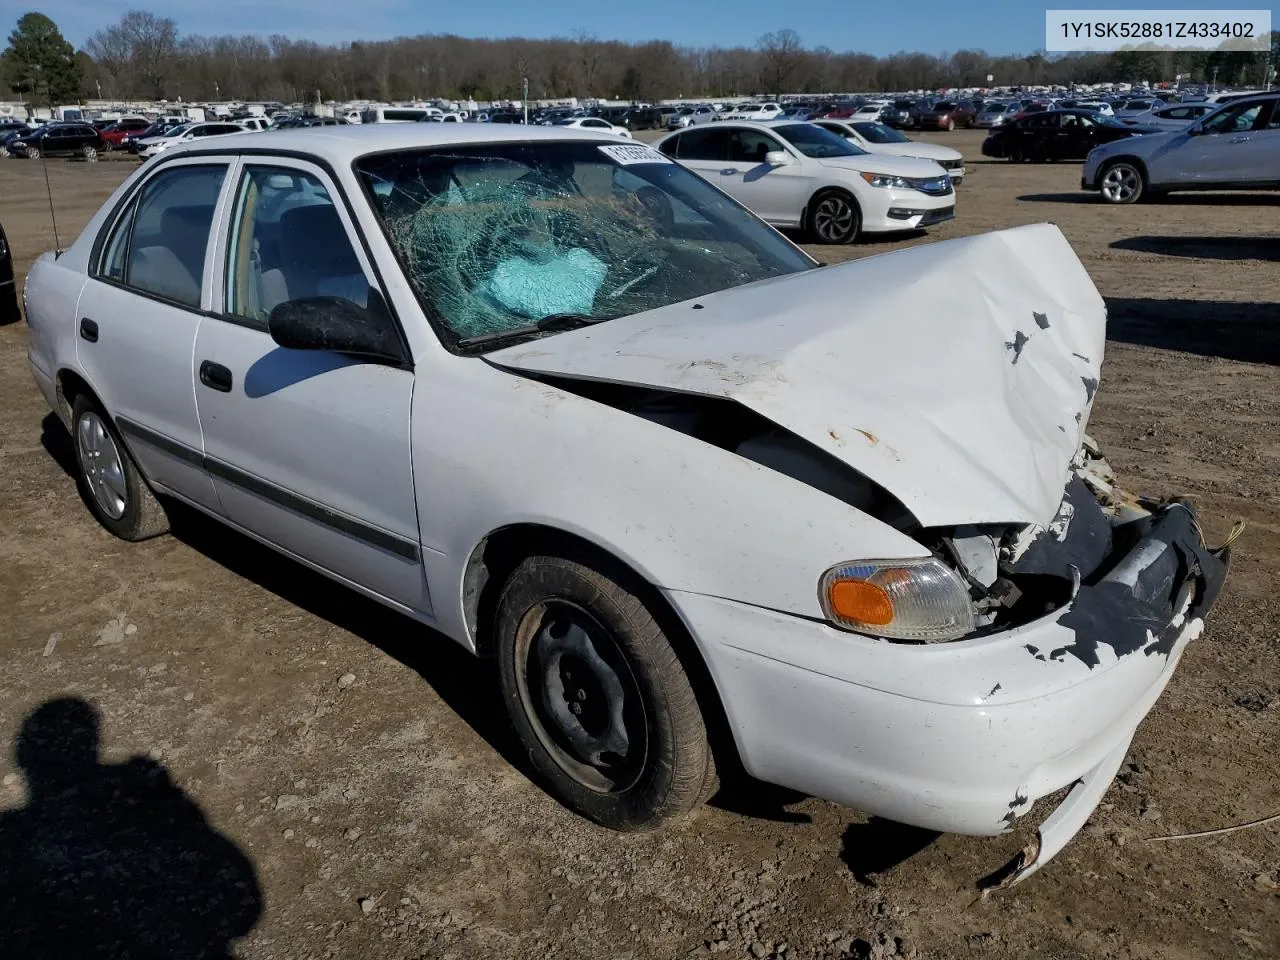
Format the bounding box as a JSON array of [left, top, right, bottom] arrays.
[[199, 360, 233, 393], [720, 168, 739, 175], [1230, 136, 1251, 143], [79, 318, 98, 342]]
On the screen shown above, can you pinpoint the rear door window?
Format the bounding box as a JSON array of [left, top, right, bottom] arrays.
[[673, 128, 729, 160], [97, 164, 228, 308]]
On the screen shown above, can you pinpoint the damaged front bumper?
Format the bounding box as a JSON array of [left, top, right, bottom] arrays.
[[668, 499, 1228, 885]]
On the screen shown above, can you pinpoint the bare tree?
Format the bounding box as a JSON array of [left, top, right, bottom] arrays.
[[572, 30, 603, 96], [86, 10, 177, 98], [757, 29, 804, 96]]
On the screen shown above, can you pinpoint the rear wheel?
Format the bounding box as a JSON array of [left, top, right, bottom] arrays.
[[496, 550, 716, 830], [71, 395, 170, 541], [1099, 161, 1144, 204], [807, 189, 861, 244], [81, 144, 97, 163]]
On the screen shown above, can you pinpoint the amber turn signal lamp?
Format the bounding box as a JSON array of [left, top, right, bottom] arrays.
[[828, 579, 894, 626]]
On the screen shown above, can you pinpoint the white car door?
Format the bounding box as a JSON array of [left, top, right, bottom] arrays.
[[193, 158, 428, 613], [77, 157, 231, 511], [719, 128, 811, 226]]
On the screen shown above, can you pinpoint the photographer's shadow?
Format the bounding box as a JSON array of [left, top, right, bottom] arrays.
[[0, 698, 262, 958]]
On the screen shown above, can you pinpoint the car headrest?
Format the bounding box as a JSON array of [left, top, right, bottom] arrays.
[[278, 203, 362, 275]]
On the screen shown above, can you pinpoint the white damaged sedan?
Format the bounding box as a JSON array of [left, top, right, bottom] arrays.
[[24, 124, 1229, 886]]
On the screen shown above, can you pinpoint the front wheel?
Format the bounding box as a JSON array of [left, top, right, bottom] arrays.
[[1008, 146, 1024, 163], [945, 118, 955, 131], [807, 190, 861, 244], [25, 145, 39, 160], [71, 396, 170, 540], [1099, 161, 1145, 204], [496, 551, 716, 830]]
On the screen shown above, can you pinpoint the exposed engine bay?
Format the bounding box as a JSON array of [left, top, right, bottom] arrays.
[[519, 375, 1231, 662], [924, 439, 1231, 660]]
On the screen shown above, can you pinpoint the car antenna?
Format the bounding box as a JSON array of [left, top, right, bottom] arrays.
[[40, 146, 63, 256]]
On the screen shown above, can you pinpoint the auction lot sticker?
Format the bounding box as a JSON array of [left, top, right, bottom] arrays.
[[599, 144, 672, 165], [1045, 9, 1271, 51]]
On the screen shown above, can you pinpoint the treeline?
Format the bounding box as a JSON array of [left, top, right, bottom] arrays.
[[4, 10, 1278, 107]]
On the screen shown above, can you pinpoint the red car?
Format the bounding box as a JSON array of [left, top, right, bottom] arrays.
[[100, 118, 152, 150], [912, 101, 976, 131]]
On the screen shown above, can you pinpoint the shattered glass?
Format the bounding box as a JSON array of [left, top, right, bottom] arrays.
[[356, 142, 814, 348]]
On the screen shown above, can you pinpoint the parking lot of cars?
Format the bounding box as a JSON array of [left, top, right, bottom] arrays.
[[0, 118, 1278, 960]]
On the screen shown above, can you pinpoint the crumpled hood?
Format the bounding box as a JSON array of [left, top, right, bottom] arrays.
[[488, 223, 1106, 528]]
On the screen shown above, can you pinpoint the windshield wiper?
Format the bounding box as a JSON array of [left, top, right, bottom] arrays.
[[456, 313, 614, 351]]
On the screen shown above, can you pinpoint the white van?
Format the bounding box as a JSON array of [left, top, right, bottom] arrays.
[[360, 106, 438, 123]]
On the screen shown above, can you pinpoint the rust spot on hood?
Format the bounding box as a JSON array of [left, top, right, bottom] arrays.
[[855, 429, 879, 445]]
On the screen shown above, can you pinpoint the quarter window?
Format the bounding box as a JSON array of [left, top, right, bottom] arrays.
[[225, 166, 370, 323], [96, 164, 227, 308]]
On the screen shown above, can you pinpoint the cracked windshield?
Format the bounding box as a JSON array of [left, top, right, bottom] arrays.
[[355, 141, 814, 349]]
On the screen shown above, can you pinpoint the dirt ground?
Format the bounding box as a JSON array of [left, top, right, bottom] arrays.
[[0, 131, 1278, 960]]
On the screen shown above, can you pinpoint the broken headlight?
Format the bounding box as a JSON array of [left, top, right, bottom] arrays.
[[819, 558, 975, 642]]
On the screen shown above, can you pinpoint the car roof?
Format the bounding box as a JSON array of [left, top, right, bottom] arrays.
[[161, 122, 629, 164]]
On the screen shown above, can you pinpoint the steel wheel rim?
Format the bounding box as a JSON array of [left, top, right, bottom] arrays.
[[814, 196, 855, 242], [1102, 165, 1139, 202], [77, 412, 127, 520], [516, 599, 648, 794]]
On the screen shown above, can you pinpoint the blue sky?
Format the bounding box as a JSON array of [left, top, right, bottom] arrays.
[[19, 1, 1235, 57]]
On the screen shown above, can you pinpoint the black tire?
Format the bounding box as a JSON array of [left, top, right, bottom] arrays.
[[71, 395, 170, 540], [806, 189, 861, 244], [1098, 160, 1145, 204], [495, 550, 715, 831], [1008, 146, 1023, 163]]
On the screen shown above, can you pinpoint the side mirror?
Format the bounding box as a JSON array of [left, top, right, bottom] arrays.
[[267, 295, 405, 364], [764, 150, 794, 166]]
